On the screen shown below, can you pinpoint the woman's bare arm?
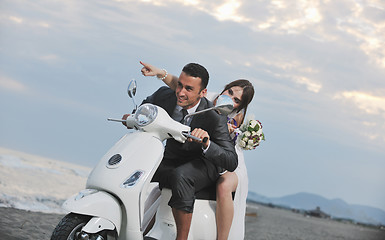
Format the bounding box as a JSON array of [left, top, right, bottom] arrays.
[[140, 61, 179, 90], [232, 111, 244, 127]]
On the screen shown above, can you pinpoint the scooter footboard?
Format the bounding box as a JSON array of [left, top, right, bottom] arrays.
[[63, 190, 122, 234]]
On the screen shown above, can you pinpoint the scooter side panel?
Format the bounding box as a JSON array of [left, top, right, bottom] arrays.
[[189, 200, 217, 239]]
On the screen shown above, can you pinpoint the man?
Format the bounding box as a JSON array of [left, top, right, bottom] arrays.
[[124, 63, 237, 240]]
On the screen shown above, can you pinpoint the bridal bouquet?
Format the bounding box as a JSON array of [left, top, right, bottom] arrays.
[[236, 118, 265, 150]]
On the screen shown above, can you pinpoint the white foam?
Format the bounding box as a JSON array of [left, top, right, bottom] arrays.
[[0, 148, 91, 213]]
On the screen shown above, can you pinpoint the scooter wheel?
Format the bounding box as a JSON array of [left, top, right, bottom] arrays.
[[51, 213, 118, 240], [51, 213, 91, 240]]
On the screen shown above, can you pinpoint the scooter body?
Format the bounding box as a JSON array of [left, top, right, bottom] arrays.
[[56, 104, 220, 239], [63, 131, 165, 239]]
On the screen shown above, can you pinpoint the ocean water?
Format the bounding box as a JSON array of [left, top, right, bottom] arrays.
[[0, 149, 91, 213]]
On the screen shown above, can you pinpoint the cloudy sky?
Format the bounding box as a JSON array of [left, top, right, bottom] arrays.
[[1, 0, 385, 211]]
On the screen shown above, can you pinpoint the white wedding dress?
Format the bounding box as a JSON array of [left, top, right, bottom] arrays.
[[206, 92, 248, 239], [228, 144, 248, 239]]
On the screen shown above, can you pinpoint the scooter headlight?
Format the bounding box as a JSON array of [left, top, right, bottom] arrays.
[[134, 104, 158, 126]]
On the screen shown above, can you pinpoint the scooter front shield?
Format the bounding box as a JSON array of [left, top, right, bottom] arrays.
[[63, 190, 122, 234]]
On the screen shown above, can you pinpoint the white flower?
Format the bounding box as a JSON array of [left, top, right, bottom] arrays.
[[249, 120, 258, 128], [257, 128, 263, 135], [235, 116, 265, 150]]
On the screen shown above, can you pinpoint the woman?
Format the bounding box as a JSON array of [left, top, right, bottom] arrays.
[[140, 61, 254, 240]]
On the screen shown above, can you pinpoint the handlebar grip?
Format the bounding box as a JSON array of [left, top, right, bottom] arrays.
[[182, 132, 208, 144]]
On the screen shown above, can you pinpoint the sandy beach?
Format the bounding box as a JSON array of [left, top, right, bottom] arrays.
[[1, 203, 384, 240]]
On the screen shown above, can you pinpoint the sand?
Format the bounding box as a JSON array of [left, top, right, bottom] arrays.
[[1, 203, 384, 240], [0, 206, 64, 240], [245, 204, 385, 240]]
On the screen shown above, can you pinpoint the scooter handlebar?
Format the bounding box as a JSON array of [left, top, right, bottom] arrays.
[[182, 132, 208, 143], [108, 115, 136, 129], [107, 118, 126, 122]]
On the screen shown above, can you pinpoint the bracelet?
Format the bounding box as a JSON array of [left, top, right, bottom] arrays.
[[158, 69, 168, 80]]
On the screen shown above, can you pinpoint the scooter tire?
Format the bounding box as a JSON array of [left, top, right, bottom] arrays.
[[51, 213, 118, 240], [51, 213, 91, 240]]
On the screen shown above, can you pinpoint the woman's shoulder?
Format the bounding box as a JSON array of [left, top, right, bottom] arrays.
[[228, 108, 245, 119]]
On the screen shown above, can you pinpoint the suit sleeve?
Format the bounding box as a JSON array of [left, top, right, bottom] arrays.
[[141, 86, 169, 105], [203, 113, 238, 172]]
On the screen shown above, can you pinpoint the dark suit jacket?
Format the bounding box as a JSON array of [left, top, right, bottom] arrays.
[[142, 87, 238, 174]]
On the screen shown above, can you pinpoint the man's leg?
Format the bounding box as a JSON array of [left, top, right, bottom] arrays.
[[172, 208, 192, 240], [166, 160, 218, 240]]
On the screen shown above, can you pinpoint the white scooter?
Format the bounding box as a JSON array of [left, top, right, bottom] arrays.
[[51, 80, 234, 240]]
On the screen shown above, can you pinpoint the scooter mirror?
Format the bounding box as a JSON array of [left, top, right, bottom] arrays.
[[127, 79, 138, 110], [127, 79, 137, 98], [213, 95, 234, 115], [183, 95, 234, 121]]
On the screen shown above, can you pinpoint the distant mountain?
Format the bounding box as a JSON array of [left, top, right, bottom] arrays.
[[247, 191, 385, 226]]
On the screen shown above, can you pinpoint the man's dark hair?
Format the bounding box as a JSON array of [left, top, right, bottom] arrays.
[[182, 63, 209, 90]]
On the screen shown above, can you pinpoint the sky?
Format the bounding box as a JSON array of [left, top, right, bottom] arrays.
[[1, 0, 385, 211]]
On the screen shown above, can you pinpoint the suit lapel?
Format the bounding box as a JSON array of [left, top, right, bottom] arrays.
[[190, 97, 209, 129]]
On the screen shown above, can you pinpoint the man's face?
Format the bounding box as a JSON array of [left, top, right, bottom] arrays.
[[175, 72, 207, 109]]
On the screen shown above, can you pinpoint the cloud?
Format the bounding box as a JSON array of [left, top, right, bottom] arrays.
[[8, 15, 23, 23], [335, 91, 385, 115], [3, 13, 51, 28], [0, 76, 28, 93], [253, 55, 322, 93], [334, 90, 385, 143], [335, 1, 385, 68], [212, 0, 251, 23], [39, 54, 61, 63], [292, 76, 322, 93], [137, 0, 385, 68]]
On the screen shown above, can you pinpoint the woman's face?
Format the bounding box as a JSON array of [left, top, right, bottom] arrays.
[[221, 86, 243, 109]]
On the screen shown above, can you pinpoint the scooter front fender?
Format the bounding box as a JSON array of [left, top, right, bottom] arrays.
[[63, 190, 122, 234]]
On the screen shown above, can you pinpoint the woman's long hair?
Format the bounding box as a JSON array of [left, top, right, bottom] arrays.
[[219, 79, 254, 125]]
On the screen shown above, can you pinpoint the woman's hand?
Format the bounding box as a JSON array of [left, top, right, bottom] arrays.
[[227, 123, 237, 134], [140, 61, 165, 78], [140, 61, 178, 91]]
